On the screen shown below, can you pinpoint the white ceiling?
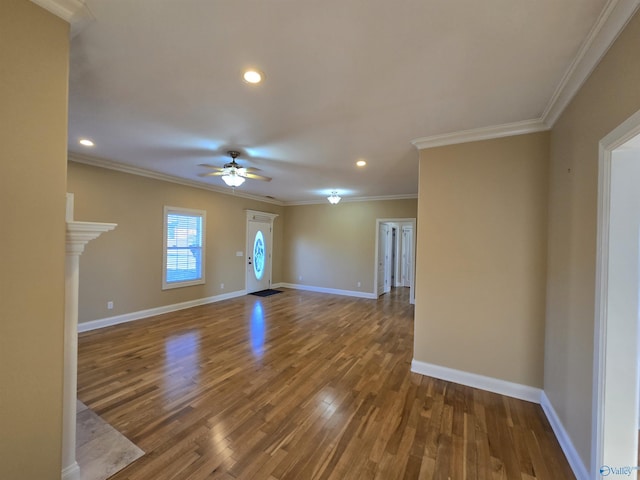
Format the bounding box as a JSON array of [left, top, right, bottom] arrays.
[[67, 0, 615, 204]]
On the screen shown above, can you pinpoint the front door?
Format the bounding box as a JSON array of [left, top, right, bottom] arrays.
[[246, 220, 271, 293]]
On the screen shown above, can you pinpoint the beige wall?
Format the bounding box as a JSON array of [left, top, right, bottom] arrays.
[[68, 163, 415, 320], [0, 1, 69, 478], [544, 10, 640, 467], [282, 200, 417, 293], [414, 132, 549, 388], [67, 162, 284, 323]]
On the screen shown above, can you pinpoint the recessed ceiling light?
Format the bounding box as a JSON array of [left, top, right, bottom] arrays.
[[243, 69, 263, 84], [79, 139, 94, 147], [356, 160, 367, 167]]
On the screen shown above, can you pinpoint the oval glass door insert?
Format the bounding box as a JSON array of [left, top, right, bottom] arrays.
[[253, 230, 265, 280]]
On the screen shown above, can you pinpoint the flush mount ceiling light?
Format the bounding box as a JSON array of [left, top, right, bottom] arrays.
[[327, 191, 341, 205], [79, 138, 94, 147], [243, 69, 263, 84], [356, 160, 367, 167]]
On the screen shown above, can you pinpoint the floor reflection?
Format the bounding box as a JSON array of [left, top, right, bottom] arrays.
[[250, 301, 265, 358], [164, 331, 200, 399]]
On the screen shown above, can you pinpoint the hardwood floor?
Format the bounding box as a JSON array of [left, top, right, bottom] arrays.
[[78, 288, 574, 480]]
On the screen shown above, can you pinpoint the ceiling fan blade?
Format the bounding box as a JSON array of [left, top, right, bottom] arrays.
[[198, 154, 270, 182], [244, 172, 272, 182]]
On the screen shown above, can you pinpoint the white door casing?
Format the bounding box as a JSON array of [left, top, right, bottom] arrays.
[[592, 109, 640, 478], [374, 218, 416, 303]]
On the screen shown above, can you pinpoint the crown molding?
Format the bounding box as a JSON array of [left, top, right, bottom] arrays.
[[68, 152, 284, 206], [542, 0, 640, 127], [411, 119, 548, 150], [31, 0, 85, 22], [411, 0, 640, 150], [284, 193, 418, 206], [69, 152, 418, 206], [31, 0, 94, 36]]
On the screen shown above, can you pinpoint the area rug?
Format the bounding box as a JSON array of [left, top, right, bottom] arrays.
[[250, 289, 283, 297]]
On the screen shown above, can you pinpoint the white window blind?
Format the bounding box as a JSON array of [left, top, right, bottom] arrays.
[[163, 207, 205, 289]]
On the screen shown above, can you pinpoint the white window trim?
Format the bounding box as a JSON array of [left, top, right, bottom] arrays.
[[163, 206, 206, 290]]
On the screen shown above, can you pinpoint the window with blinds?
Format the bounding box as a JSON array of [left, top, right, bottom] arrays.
[[163, 206, 206, 289]]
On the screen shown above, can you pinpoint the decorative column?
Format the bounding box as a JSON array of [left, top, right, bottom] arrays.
[[62, 194, 116, 480]]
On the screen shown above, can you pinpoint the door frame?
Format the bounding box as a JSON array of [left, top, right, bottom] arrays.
[[592, 108, 640, 476], [374, 218, 416, 304], [245, 210, 278, 293]]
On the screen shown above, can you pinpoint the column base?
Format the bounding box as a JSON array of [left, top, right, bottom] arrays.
[[62, 462, 81, 480]]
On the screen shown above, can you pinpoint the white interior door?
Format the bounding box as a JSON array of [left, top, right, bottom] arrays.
[[402, 226, 413, 287], [377, 223, 389, 296], [384, 227, 392, 294], [390, 227, 397, 287], [246, 220, 272, 293]]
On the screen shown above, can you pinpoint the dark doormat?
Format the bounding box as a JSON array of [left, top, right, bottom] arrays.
[[250, 289, 283, 297]]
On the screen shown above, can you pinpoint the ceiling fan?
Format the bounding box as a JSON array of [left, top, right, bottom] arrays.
[[198, 150, 271, 187]]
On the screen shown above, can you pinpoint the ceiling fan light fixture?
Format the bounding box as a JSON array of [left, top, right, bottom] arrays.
[[222, 171, 245, 187], [327, 191, 341, 205]]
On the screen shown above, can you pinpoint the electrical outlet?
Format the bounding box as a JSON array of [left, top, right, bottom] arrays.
[[298, 275, 303, 281], [220, 283, 224, 290], [357, 281, 361, 288], [107, 301, 114, 310]]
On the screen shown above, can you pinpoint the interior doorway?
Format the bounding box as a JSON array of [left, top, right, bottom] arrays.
[[593, 109, 640, 475], [375, 218, 416, 304]]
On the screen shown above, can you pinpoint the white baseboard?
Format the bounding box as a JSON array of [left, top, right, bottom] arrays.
[[77, 286, 586, 480], [411, 359, 586, 480], [61, 462, 81, 480], [79, 283, 374, 333], [540, 392, 590, 480], [410, 359, 542, 403], [278, 283, 377, 299], [78, 290, 247, 332]]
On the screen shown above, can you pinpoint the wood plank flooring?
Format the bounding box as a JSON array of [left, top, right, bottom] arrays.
[[77, 288, 575, 480]]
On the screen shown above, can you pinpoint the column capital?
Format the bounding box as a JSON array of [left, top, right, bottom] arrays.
[[66, 221, 117, 255]]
